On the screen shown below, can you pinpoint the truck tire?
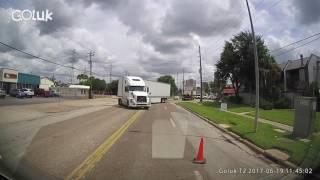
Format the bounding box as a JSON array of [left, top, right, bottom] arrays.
[[118, 98, 122, 106]]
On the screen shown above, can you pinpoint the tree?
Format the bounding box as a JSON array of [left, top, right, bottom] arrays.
[[79, 76, 107, 92], [77, 74, 88, 82], [215, 31, 281, 99], [106, 80, 119, 95], [157, 75, 177, 96]]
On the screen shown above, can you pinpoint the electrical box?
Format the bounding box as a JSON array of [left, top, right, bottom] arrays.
[[293, 96, 317, 138]]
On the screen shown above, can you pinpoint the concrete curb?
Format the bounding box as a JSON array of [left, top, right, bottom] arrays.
[[178, 104, 298, 169]]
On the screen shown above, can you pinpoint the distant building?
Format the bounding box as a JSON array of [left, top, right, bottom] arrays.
[[17, 73, 40, 90], [279, 54, 320, 93], [51, 85, 90, 99], [39, 77, 55, 91], [0, 68, 18, 94], [184, 79, 196, 95]]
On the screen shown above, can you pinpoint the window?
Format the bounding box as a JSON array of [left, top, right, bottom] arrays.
[[125, 86, 128, 92], [128, 86, 145, 92]]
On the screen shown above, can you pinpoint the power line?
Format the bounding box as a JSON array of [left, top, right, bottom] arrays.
[[270, 32, 320, 53], [0, 41, 121, 79], [208, 0, 284, 56], [273, 35, 320, 57]]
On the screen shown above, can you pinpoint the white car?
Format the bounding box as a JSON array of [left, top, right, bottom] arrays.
[[21, 88, 34, 98]]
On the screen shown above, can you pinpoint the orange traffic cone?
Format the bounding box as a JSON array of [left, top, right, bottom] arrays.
[[193, 137, 206, 164]]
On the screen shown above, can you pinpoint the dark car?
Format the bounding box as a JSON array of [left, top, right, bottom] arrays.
[[182, 94, 193, 101], [9, 89, 26, 98]]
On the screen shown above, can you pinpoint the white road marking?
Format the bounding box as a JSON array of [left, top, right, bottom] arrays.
[[169, 118, 176, 128], [194, 170, 203, 180], [164, 106, 167, 110]]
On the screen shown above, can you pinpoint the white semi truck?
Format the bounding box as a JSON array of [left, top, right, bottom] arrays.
[[145, 81, 170, 103], [117, 76, 151, 109]]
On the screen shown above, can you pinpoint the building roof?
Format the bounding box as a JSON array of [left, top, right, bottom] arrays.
[[279, 54, 320, 71], [69, 85, 90, 89], [279, 58, 309, 71]]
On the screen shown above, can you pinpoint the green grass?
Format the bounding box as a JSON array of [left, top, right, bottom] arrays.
[[201, 101, 254, 113], [178, 102, 316, 165], [248, 109, 320, 132]]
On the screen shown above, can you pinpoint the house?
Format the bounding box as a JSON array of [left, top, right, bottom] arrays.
[[39, 77, 55, 91], [279, 54, 320, 93]]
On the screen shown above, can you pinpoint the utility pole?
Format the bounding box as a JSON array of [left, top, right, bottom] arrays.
[[182, 68, 185, 95], [71, 49, 76, 84], [176, 72, 179, 95], [109, 62, 112, 83], [199, 45, 203, 103], [246, 0, 259, 132], [88, 51, 94, 99]]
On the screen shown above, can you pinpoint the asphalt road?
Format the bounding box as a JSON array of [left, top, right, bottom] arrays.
[[0, 96, 65, 106], [0, 99, 296, 180]]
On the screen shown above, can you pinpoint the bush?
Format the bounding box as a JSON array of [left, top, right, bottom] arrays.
[[259, 98, 273, 110], [228, 96, 243, 104], [274, 97, 291, 109]]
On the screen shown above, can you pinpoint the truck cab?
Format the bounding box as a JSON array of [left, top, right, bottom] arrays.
[[117, 76, 151, 109]]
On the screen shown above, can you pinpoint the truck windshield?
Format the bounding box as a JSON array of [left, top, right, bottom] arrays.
[[129, 86, 145, 92]]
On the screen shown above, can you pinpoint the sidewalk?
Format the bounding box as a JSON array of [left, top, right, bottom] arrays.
[[225, 110, 293, 132]]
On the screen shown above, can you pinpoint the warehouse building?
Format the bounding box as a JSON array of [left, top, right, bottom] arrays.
[[17, 73, 40, 90]]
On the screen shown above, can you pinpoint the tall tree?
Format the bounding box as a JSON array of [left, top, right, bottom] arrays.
[[157, 75, 177, 96], [215, 31, 281, 99]]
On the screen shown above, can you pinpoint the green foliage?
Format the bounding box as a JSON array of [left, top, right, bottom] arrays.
[[77, 74, 88, 81], [228, 96, 243, 104], [79, 76, 107, 91], [215, 31, 282, 100], [273, 96, 291, 109], [259, 98, 273, 110], [106, 80, 118, 95], [157, 75, 177, 96]]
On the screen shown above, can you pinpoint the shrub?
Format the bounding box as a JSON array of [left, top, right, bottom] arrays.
[[259, 98, 273, 110], [274, 97, 291, 109], [228, 96, 243, 104]]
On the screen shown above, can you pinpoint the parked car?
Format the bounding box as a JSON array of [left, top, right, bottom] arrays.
[[9, 89, 26, 98], [182, 94, 193, 101], [21, 88, 34, 98], [0, 89, 6, 98]]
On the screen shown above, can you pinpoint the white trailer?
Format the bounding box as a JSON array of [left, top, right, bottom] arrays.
[[145, 81, 170, 103], [117, 76, 151, 109]]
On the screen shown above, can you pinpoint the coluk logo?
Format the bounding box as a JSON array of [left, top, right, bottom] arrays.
[[12, 9, 53, 22]]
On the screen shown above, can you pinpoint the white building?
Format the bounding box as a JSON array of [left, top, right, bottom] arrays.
[[39, 77, 55, 91], [0, 68, 18, 94], [52, 85, 90, 98]]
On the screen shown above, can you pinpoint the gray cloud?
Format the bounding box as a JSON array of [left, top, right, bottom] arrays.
[[162, 0, 243, 37], [293, 0, 320, 25], [31, 0, 76, 35]]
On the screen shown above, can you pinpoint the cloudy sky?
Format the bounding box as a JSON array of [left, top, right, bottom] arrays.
[[0, 0, 320, 86]]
